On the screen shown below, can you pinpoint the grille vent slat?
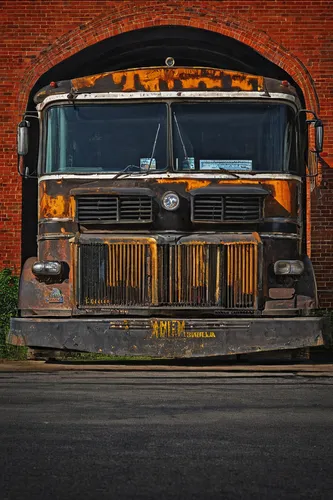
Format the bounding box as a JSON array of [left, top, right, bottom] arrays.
[[76, 195, 153, 223], [193, 195, 262, 222], [224, 196, 261, 221], [80, 243, 152, 306], [193, 195, 223, 221], [79, 241, 258, 309]]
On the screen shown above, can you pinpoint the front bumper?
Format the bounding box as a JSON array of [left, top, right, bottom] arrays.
[[9, 316, 327, 357]]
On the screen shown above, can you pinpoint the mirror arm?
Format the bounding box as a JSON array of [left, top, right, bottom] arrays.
[[24, 113, 39, 120], [17, 157, 37, 179], [304, 170, 319, 179], [17, 155, 24, 177], [296, 109, 319, 120]]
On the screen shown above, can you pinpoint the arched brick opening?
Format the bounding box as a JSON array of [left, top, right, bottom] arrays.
[[19, 4, 319, 263], [17, 2, 319, 115]]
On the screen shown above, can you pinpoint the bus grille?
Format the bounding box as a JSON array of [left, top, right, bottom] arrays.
[[76, 195, 153, 223], [192, 194, 262, 222], [78, 241, 258, 309]]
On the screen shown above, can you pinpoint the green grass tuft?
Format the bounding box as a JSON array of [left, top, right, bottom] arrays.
[[0, 268, 27, 360]]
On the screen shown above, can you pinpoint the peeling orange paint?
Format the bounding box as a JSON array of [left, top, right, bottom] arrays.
[[217, 178, 297, 216], [157, 178, 297, 216], [268, 181, 292, 212], [39, 177, 299, 220], [39, 193, 75, 219], [72, 73, 106, 89], [72, 67, 264, 93], [264, 180, 297, 217], [156, 178, 211, 191]]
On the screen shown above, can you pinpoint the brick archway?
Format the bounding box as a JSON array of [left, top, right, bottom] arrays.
[[18, 1, 318, 115], [18, 1, 320, 267]]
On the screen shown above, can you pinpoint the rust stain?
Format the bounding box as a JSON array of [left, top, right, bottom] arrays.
[[216, 178, 297, 217], [264, 180, 297, 216], [156, 179, 211, 191], [150, 241, 159, 305], [39, 193, 75, 219], [19, 253, 73, 312], [103, 237, 157, 245], [39, 178, 298, 220], [72, 73, 106, 89], [72, 67, 264, 93], [267, 181, 292, 212], [217, 179, 255, 186], [103, 238, 158, 304], [226, 243, 258, 301]]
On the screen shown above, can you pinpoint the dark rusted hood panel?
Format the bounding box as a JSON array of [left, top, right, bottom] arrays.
[[38, 176, 300, 230]]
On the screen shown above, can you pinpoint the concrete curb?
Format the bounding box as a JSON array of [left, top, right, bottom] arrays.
[[1, 360, 333, 375]]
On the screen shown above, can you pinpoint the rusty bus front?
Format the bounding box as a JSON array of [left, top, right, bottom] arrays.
[[10, 66, 326, 357]]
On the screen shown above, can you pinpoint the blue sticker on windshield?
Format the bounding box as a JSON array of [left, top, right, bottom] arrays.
[[199, 160, 252, 171], [183, 157, 195, 170]]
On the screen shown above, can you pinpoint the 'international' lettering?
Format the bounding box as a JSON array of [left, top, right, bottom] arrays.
[[151, 321, 216, 339], [184, 332, 216, 339]]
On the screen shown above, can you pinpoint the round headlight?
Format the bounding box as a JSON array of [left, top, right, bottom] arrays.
[[274, 261, 291, 275], [32, 261, 62, 276], [274, 260, 304, 275], [161, 192, 180, 211]]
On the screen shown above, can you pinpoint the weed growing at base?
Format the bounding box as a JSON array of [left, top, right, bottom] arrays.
[[0, 269, 27, 359]]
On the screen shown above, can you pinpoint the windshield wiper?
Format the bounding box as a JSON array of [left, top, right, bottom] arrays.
[[173, 112, 191, 170], [215, 165, 240, 179], [173, 111, 239, 178], [112, 164, 145, 181], [146, 123, 161, 173], [113, 122, 161, 180]]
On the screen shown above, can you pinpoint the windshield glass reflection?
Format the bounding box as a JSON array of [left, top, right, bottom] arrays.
[[45, 101, 296, 174], [45, 103, 168, 173], [172, 102, 295, 173]]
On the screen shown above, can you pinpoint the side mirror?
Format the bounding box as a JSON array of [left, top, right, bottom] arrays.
[[315, 119, 324, 153], [298, 109, 324, 155], [17, 120, 30, 156]]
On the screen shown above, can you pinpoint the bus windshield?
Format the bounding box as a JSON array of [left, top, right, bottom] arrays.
[[45, 103, 168, 173], [44, 101, 296, 174], [171, 102, 296, 173]]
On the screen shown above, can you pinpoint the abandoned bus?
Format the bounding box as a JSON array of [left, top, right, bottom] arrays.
[[10, 63, 327, 357]]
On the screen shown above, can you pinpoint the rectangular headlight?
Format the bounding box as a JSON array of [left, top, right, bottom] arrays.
[[274, 260, 304, 275], [32, 261, 62, 276]]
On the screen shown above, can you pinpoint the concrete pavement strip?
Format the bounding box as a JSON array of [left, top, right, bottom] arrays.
[[1, 360, 333, 376]]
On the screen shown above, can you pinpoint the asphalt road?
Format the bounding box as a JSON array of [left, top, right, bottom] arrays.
[[1, 372, 333, 500]]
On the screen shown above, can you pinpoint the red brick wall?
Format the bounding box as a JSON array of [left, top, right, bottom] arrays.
[[1, 0, 333, 303]]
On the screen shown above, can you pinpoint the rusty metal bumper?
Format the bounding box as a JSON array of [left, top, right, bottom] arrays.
[[9, 316, 327, 357]]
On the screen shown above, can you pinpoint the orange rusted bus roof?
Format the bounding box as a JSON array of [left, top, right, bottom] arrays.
[[34, 66, 297, 103]]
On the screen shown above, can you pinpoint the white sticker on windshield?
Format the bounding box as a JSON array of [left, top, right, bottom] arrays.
[[199, 160, 252, 171], [140, 158, 156, 170]]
